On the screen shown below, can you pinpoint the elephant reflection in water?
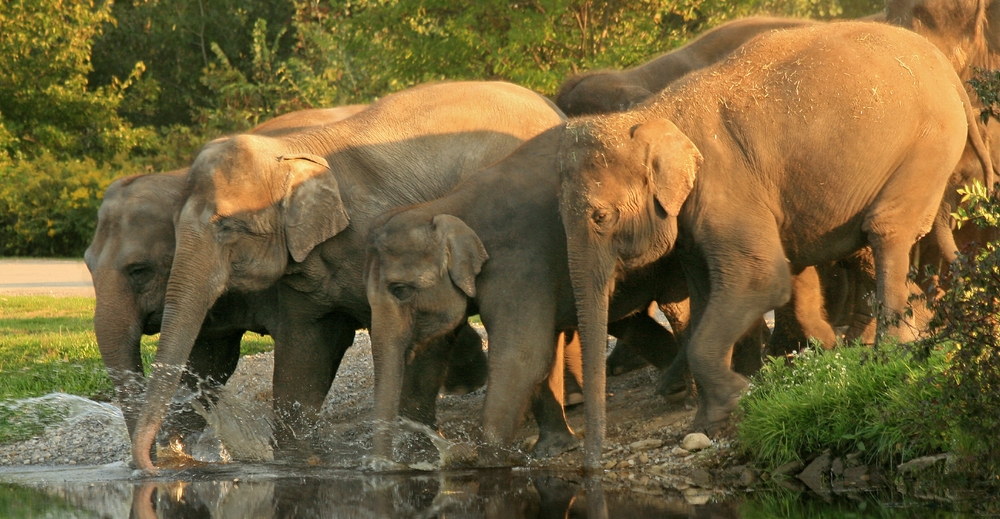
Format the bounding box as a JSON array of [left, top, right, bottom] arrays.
[[127, 472, 741, 518]]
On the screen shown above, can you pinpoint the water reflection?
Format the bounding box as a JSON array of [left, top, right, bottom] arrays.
[[1, 466, 741, 519]]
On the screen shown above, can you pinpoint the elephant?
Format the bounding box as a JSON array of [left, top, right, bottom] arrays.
[[557, 22, 992, 469], [364, 125, 768, 463], [128, 81, 567, 471], [84, 105, 368, 442], [554, 16, 821, 116]]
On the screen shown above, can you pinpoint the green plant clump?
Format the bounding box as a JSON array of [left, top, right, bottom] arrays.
[[736, 343, 958, 469]]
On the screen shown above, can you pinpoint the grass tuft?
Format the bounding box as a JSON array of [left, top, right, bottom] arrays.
[[736, 342, 960, 469]]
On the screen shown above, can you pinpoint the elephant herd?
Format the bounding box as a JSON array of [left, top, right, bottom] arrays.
[[83, 0, 1000, 473]]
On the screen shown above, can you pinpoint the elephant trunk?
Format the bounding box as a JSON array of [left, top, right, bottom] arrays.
[[131, 232, 227, 471], [565, 226, 617, 471], [92, 271, 145, 437], [369, 305, 410, 461]]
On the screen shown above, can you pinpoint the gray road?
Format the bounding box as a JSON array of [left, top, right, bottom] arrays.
[[0, 259, 94, 297]]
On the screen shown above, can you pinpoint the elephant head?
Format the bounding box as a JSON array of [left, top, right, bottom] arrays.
[[555, 73, 653, 117], [84, 172, 186, 437], [887, 0, 1000, 77], [557, 116, 701, 468], [365, 212, 488, 460], [131, 134, 349, 471]]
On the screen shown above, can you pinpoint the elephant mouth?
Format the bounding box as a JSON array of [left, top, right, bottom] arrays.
[[142, 310, 164, 335]]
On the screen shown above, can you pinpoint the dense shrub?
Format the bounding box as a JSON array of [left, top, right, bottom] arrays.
[[0, 155, 136, 257], [911, 181, 1000, 476]]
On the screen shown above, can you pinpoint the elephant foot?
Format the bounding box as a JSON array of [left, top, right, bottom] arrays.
[[655, 372, 688, 401], [565, 391, 585, 407], [690, 375, 749, 437], [607, 340, 649, 376], [532, 431, 581, 459]]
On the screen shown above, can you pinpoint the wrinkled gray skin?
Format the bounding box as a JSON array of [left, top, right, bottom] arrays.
[[84, 106, 368, 442], [558, 23, 991, 469], [769, 0, 1000, 352], [130, 81, 566, 471], [365, 124, 770, 463], [555, 16, 820, 116]]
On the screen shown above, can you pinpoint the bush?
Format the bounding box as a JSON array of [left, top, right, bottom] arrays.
[[911, 181, 1000, 476], [0, 154, 137, 257], [736, 344, 959, 469]]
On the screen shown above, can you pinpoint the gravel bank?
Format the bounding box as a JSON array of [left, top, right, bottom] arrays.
[[0, 327, 732, 501]]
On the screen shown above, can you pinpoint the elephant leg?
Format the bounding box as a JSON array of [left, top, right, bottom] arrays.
[[160, 331, 243, 446], [791, 266, 837, 349], [869, 236, 921, 342], [441, 321, 488, 396], [563, 330, 584, 407], [480, 307, 559, 453], [731, 318, 767, 377], [655, 299, 692, 397], [766, 266, 836, 356], [399, 333, 453, 428], [532, 331, 580, 458], [686, 239, 792, 435], [272, 303, 358, 445], [620, 307, 678, 370]]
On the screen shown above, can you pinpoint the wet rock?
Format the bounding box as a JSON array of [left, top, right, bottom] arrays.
[[842, 465, 871, 490], [797, 450, 832, 494], [831, 457, 845, 477], [682, 487, 712, 505], [740, 467, 760, 487], [771, 460, 805, 478], [897, 453, 951, 475], [629, 439, 663, 452], [774, 477, 806, 492], [689, 468, 712, 487], [681, 433, 711, 451]]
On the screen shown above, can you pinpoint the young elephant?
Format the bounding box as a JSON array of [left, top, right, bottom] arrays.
[[555, 16, 819, 116], [85, 106, 367, 441], [129, 81, 566, 471], [558, 22, 992, 468]]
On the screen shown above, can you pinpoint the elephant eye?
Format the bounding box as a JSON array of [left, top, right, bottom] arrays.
[[126, 263, 155, 287], [592, 208, 611, 226], [389, 283, 415, 301]]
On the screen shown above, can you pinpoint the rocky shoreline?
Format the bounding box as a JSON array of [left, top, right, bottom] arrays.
[[0, 329, 985, 511]]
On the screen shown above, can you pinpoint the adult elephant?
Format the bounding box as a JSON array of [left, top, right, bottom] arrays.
[[129, 81, 566, 471], [85, 106, 368, 443], [558, 22, 991, 469], [555, 16, 821, 116]]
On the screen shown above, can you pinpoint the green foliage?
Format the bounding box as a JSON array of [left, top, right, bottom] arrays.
[[0, 154, 131, 257], [0, 0, 150, 161], [913, 182, 1000, 475], [968, 67, 1000, 124], [736, 344, 959, 469], [90, 0, 296, 128]]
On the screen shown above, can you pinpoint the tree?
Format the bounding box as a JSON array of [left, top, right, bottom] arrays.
[[0, 0, 147, 161]]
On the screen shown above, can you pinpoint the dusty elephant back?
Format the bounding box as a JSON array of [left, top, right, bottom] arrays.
[[555, 16, 821, 116]]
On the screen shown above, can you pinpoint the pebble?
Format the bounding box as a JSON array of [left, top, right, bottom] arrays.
[[681, 433, 712, 451]]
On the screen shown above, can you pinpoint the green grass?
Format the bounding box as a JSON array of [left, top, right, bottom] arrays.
[[0, 295, 274, 444], [736, 342, 962, 470]]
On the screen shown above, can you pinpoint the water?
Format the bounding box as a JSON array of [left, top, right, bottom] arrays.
[[0, 463, 987, 518]]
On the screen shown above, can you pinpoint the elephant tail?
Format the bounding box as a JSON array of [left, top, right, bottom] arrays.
[[961, 82, 995, 194]]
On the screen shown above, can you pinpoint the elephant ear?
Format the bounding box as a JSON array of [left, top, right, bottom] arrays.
[[632, 119, 702, 217], [432, 214, 488, 298], [280, 153, 350, 263]]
